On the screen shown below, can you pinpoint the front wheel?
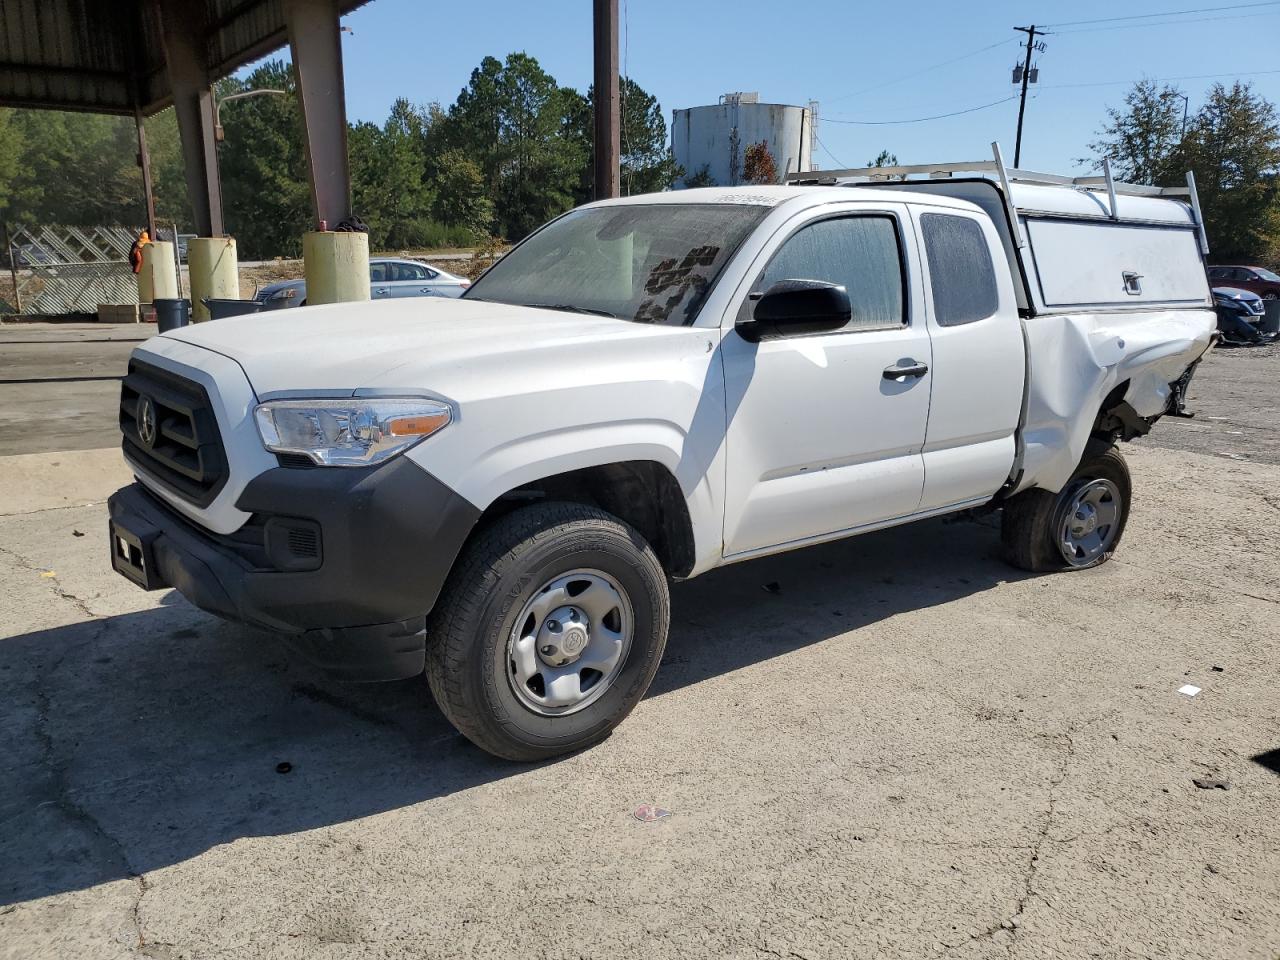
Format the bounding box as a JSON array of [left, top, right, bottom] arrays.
[[425, 502, 670, 761], [1001, 442, 1132, 572]]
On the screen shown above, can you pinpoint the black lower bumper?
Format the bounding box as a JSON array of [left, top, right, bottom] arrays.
[[108, 456, 480, 681]]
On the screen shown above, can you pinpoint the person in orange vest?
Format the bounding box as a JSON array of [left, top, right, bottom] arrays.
[[128, 230, 151, 274]]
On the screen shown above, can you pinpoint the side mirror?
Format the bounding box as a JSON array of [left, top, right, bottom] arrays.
[[737, 279, 851, 342]]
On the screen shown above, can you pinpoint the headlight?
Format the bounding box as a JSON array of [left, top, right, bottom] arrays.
[[270, 287, 298, 300], [254, 398, 452, 466]]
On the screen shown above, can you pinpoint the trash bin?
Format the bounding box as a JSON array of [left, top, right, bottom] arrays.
[[203, 297, 263, 320], [153, 298, 191, 333], [1261, 299, 1280, 336]]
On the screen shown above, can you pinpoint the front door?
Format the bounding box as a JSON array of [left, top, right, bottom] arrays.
[[721, 204, 933, 557]]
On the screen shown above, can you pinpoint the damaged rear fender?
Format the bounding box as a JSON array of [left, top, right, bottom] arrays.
[[1014, 309, 1215, 494]]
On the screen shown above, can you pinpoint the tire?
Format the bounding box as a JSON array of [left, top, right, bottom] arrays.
[[425, 501, 670, 761], [1001, 441, 1132, 572]]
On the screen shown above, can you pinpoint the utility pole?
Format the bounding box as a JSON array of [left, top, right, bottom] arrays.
[[593, 0, 620, 200], [1012, 24, 1043, 168], [1178, 93, 1190, 141]]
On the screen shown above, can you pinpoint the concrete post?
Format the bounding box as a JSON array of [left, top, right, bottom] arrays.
[[286, 0, 353, 229], [302, 231, 369, 305], [140, 242, 178, 302], [187, 237, 240, 322]]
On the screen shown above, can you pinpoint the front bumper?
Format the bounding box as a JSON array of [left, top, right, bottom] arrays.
[[108, 456, 480, 680]]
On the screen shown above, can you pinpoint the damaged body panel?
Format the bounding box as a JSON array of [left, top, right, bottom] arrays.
[[1016, 308, 1214, 493]]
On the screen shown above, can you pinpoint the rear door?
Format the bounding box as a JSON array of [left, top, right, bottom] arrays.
[[721, 202, 934, 557], [912, 207, 1024, 511], [369, 261, 393, 299], [386, 261, 441, 298]]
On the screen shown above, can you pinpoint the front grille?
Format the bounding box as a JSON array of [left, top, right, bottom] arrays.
[[120, 360, 228, 507]]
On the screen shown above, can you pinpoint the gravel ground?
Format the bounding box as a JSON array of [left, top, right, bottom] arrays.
[[0, 337, 1277, 959]]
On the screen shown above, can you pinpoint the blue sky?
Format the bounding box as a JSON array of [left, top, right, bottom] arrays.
[[259, 0, 1280, 175]]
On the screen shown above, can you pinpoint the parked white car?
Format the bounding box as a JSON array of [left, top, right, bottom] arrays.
[[254, 257, 469, 308], [108, 149, 1215, 760]]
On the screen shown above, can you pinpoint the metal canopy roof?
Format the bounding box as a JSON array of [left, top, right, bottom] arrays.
[[0, 0, 367, 116]]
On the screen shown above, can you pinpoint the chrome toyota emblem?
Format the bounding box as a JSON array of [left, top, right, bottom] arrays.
[[136, 395, 157, 449]]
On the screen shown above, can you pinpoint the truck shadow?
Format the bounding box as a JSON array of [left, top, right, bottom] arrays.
[[0, 514, 1024, 906]]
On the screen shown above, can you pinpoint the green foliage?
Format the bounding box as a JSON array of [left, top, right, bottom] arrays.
[[682, 165, 716, 188], [350, 98, 436, 249], [0, 53, 673, 251], [1085, 79, 1186, 184], [618, 77, 681, 195], [1089, 79, 1280, 263], [0, 108, 146, 226], [1180, 83, 1280, 264], [435, 53, 588, 238], [431, 149, 495, 239], [868, 150, 898, 168], [217, 62, 312, 259]]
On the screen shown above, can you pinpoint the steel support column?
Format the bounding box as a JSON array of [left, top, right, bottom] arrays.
[[286, 0, 352, 229], [157, 0, 224, 237], [593, 0, 620, 200]]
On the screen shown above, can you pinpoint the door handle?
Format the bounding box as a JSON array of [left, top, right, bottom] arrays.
[[374, 287, 389, 295], [883, 361, 929, 380]]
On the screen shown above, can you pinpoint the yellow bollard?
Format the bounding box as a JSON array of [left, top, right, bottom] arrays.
[[302, 231, 370, 305], [140, 241, 178, 302], [188, 237, 240, 322]]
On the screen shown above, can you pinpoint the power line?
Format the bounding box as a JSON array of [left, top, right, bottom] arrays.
[[1039, 66, 1280, 89], [823, 95, 1017, 126], [1053, 9, 1280, 33], [1044, 0, 1280, 28], [826, 37, 1016, 103], [813, 132, 847, 168]]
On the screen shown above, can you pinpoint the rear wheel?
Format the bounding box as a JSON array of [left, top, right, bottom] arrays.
[[1001, 442, 1131, 572], [425, 502, 670, 761]]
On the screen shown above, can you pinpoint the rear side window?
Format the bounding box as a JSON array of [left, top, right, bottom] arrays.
[[921, 213, 999, 326], [758, 215, 905, 331]]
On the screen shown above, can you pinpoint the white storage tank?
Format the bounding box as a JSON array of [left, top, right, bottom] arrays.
[[673, 93, 813, 187]]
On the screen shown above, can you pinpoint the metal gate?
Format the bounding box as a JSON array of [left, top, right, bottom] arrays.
[[3, 224, 142, 315]]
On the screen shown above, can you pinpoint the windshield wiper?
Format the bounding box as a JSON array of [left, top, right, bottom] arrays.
[[526, 303, 620, 319]]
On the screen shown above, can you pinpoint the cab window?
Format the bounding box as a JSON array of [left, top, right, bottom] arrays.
[[753, 215, 906, 332]]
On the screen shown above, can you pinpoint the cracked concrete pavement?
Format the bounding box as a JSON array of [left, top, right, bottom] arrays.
[[0, 329, 1278, 959]]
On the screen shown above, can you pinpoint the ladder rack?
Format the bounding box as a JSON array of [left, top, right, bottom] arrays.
[[784, 142, 1210, 255]]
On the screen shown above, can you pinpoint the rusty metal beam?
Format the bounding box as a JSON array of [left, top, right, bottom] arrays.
[[286, 0, 352, 229], [157, 0, 224, 237]]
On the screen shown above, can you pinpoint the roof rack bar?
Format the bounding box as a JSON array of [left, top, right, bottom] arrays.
[[1102, 158, 1119, 220], [1186, 170, 1210, 256], [991, 141, 1025, 249], [784, 159, 997, 183], [787, 156, 1196, 202]]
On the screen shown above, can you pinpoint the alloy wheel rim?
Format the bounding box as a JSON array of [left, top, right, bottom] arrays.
[[1057, 478, 1122, 566], [506, 569, 634, 716]]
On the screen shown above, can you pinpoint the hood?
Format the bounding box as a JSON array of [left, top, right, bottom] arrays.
[[1212, 286, 1260, 301], [254, 277, 305, 298], [160, 296, 704, 398]]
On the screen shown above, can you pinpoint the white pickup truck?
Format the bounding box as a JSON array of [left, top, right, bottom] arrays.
[[108, 149, 1216, 760]]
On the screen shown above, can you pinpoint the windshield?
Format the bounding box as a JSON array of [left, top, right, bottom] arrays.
[[1254, 267, 1280, 282], [464, 203, 769, 325]]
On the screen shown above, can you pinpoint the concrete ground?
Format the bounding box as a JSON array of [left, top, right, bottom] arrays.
[[0, 327, 1277, 959]]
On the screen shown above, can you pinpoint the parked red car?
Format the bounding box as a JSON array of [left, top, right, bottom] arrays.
[[1206, 265, 1280, 299]]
